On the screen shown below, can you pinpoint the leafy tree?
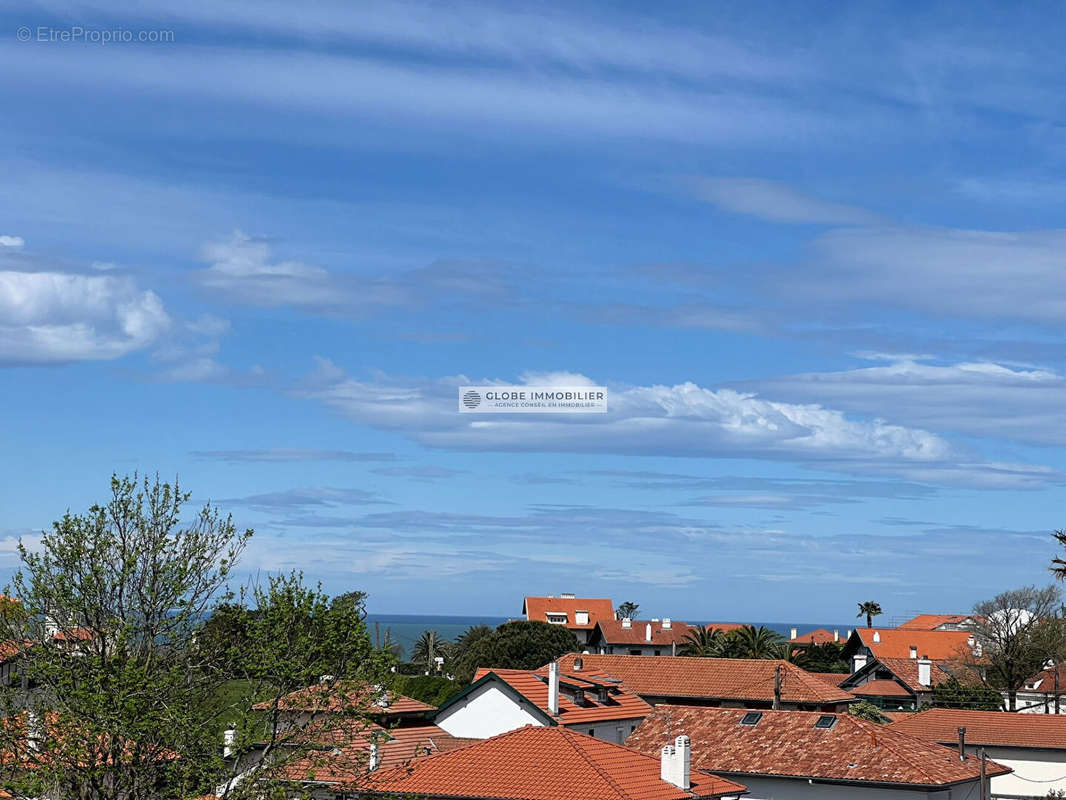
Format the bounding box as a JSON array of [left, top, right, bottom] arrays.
[[931, 677, 1004, 711], [678, 627, 727, 657], [964, 585, 1065, 711], [848, 700, 890, 724], [724, 625, 784, 659], [454, 621, 579, 683], [453, 625, 494, 661], [857, 601, 883, 628], [0, 474, 391, 800], [793, 642, 849, 673], [412, 630, 451, 673], [390, 675, 462, 707], [615, 602, 639, 621]]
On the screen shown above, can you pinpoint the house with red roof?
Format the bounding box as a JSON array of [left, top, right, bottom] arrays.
[[788, 627, 844, 645], [842, 628, 977, 672], [889, 708, 1066, 798], [554, 653, 855, 712], [251, 680, 436, 733], [358, 725, 748, 800], [522, 594, 615, 644], [629, 705, 1009, 799], [839, 656, 970, 711], [588, 618, 694, 656], [434, 662, 652, 743], [1015, 663, 1066, 714], [897, 614, 980, 632]]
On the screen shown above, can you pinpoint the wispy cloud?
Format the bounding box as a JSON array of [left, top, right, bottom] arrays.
[[220, 486, 392, 512], [684, 177, 882, 225], [192, 449, 398, 463]]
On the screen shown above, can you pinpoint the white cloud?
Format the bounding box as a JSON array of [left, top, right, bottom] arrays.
[[295, 365, 1052, 487], [0, 270, 170, 364], [686, 177, 881, 225], [0, 236, 24, 248], [749, 355, 1066, 447]]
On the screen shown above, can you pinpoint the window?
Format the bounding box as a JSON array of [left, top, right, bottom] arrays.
[[814, 715, 837, 729], [740, 711, 762, 726], [575, 610, 589, 626], [546, 613, 568, 625], [588, 728, 595, 737], [628, 649, 642, 655], [654, 649, 661, 655]]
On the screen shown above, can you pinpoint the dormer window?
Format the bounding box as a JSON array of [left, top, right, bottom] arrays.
[[546, 613, 568, 625], [575, 611, 589, 626], [572, 688, 585, 706]]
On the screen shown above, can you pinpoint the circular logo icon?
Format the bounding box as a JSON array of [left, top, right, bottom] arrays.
[[462, 390, 481, 409]]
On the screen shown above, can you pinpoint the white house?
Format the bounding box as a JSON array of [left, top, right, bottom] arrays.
[[434, 661, 650, 743], [628, 705, 1008, 800], [889, 708, 1066, 799]]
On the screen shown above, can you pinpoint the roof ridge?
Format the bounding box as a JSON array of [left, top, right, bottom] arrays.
[[843, 714, 950, 785], [556, 727, 642, 800]]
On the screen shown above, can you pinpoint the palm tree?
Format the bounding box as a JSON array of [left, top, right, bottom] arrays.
[[857, 601, 883, 628], [729, 625, 784, 659], [412, 629, 451, 671], [678, 626, 726, 657], [615, 601, 640, 621], [453, 624, 493, 661]]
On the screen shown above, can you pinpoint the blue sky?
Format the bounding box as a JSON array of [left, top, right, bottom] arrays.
[[2, 1, 1066, 623]]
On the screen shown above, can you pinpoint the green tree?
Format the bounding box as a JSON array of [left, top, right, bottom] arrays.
[[412, 630, 451, 672], [964, 585, 1064, 711], [0, 474, 391, 800], [454, 621, 579, 683], [794, 642, 849, 673], [615, 602, 640, 621], [931, 677, 1004, 711], [678, 627, 727, 657], [726, 625, 785, 659], [857, 601, 883, 628], [848, 700, 890, 724]]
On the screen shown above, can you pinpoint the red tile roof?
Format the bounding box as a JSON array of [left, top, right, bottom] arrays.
[[702, 623, 750, 635], [595, 620, 694, 647], [627, 706, 1010, 788], [897, 614, 973, 631], [850, 679, 914, 699], [790, 628, 837, 644], [555, 654, 854, 706], [471, 667, 652, 724], [252, 683, 436, 715], [811, 673, 850, 687], [888, 708, 1066, 750], [876, 657, 958, 691], [851, 628, 975, 661], [364, 725, 748, 799], [523, 596, 615, 630], [278, 723, 476, 784], [1025, 663, 1066, 694]]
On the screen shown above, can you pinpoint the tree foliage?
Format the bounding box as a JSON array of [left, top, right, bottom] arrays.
[[678, 625, 784, 660], [453, 621, 580, 683], [848, 700, 890, 724], [857, 601, 883, 628], [931, 677, 1004, 711], [615, 602, 639, 621], [0, 474, 390, 800]]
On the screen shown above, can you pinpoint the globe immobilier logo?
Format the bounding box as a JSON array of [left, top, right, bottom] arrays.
[[458, 386, 607, 414]]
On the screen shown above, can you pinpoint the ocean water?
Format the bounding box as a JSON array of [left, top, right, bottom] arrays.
[[366, 614, 855, 661]]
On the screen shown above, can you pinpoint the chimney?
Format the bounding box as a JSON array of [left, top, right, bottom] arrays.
[[852, 653, 868, 673], [833, 629, 839, 642], [957, 727, 967, 761], [369, 741, 380, 771], [872, 631, 881, 643], [621, 618, 632, 629], [661, 736, 691, 789], [909, 645, 918, 659], [789, 627, 798, 640], [662, 618, 672, 630], [917, 656, 932, 687], [560, 592, 575, 599], [548, 661, 560, 715], [574, 656, 584, 671], [645, 623, 653, 642], [223, 727, 237, 758]]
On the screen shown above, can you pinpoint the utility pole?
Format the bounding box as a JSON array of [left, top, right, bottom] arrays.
[[979, 747, 987, 800], [773, 665, 781, 710]]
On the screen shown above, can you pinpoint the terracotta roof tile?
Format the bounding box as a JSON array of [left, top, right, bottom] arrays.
[[363, 725, 747, 799], [811, 673, 850, 686], [851, 628, 975, 661], [471, 667, 652, 724], [850, 679, 914, 698], [897, 614, 974, 630], [556, 654, 854, 706], [627, 706, 1010, 788], [595, 620, 694, 646], [888, 708, 1066, 750], [523, 597, 615, 630], [252, 683, 435, 715], [790, 628, 838, 644]]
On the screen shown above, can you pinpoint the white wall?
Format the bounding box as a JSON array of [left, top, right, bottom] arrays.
[[566, 718, 644, 744], [981, 746, 1066, 798], [435, 682, 546, 739], [735, 775, 969, 800]]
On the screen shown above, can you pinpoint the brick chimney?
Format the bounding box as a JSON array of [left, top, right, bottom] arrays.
[[548, 661, 560, 715], [660, 735, 691, 789]]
